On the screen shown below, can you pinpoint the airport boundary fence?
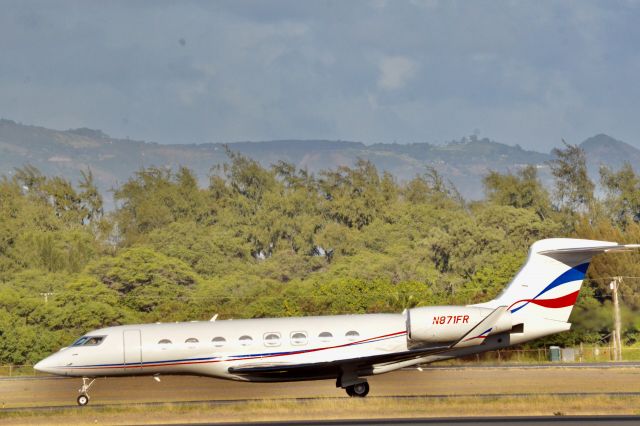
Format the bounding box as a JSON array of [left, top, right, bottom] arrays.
[[448, 344, 640, 365], [3, 345, 640, 376]]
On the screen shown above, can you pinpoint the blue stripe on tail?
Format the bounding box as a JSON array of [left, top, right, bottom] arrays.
[[510, 262, 590, 314]]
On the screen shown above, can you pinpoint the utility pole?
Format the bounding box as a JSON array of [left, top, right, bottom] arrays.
[[610, 277, 623, 361], [40, 292, 54, 304]]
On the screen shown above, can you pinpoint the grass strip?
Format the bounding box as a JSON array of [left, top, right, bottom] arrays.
[[1, 394, 640, 425]]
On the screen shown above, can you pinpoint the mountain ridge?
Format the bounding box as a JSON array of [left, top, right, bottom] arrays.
[[1, 118, 638, 206]]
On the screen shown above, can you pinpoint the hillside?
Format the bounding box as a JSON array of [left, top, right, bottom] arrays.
[[580, 134, 640, 173], [1, 118, 638, 205]]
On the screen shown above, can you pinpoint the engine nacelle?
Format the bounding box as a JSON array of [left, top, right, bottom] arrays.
[[406, 306, 512, 343]]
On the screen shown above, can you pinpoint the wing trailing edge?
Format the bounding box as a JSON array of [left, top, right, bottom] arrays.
[[450, 305, 510, 349]]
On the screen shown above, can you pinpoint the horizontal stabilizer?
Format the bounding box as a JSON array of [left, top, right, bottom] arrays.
[[539, 244, 640, 256], [451, 306, 509, 349]]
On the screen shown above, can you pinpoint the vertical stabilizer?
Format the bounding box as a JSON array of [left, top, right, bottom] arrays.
[[476, 238, 639, 323]]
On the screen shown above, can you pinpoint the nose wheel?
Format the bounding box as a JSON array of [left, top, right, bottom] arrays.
[[345, 381, 369, 397], [77, 377, 95, 406], [77, 394, 89, 406]]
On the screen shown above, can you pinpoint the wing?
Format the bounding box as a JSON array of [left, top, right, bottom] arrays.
[[227, 344, 451, 382], [450, 306, 509, 349]]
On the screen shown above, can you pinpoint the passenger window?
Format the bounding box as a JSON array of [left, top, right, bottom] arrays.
[[212, 337, 226, 347], [185, 338, 199, 344], [263, 332, 281, 347], [158, 339, 172, 344], [345, 330, 360, 341], [291, 332, 308, 346], [318, 332, 333, 342], [239, 335, 253, 346]]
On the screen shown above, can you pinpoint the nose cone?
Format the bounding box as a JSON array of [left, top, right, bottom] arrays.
[[34, 356, 60, 375]]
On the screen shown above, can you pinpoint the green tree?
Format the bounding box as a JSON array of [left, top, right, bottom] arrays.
[[318, 159, 384, 229], [600, 163, 640, 226], [114, 167, 210, 244], [78, 169, 104, 223], [48, 275, 134, 331], [87, 247, 200, 321], [549, 141, 595, 214], [483, 165, 551, 220]]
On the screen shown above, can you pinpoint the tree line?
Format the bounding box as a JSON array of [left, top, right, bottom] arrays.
[[1, 143, 640, 364]]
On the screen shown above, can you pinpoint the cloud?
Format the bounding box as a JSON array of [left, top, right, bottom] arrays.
[[377, 56, 417, 91], [0, 1, 639, 151]]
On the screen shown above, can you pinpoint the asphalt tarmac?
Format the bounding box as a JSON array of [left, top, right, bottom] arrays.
[[2, 365, 640, 408]]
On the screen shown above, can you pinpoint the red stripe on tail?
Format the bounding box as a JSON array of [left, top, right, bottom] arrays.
[[529, 290, 580, 308], [509, 290, 580, 311]]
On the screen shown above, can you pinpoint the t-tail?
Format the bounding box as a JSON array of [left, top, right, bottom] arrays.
[[474, 238, 640, 341]]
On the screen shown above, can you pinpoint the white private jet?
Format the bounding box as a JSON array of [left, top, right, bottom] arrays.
[[35, 238, 639, 405]]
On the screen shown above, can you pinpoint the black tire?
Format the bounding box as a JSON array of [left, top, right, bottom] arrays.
[[352, 382, 369, 397], [77, 394, 89, 406], [345, 386, 355, 397]]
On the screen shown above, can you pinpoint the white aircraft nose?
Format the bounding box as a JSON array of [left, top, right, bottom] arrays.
[[34, 356, 58, 374]]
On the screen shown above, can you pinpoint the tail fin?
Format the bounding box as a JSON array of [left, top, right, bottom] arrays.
[[477, 238, 640, 322]]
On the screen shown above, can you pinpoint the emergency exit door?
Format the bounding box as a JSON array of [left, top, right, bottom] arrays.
[[123, 329, 142, 370]]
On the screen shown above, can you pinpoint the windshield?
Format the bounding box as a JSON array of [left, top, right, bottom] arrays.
[[72, 336, 105, 346]]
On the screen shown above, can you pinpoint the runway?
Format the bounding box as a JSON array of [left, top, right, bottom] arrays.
[[1, 366, 639, 424], [2, 365, 640, 408]]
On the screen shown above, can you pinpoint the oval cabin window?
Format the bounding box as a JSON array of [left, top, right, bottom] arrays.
[[318, 331, 333, 342], [185, 337, 199, 344], [291, 332, 308, 346], [158, 339, 172, 344], [212, 337, 226, 347], [264, 332, 281, 347], [239, 335, 253, 346], [345, 330, 360, 341]]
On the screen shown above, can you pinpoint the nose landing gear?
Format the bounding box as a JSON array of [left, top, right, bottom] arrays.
[[77, 377, 95, 406], [77, 394, 89, 406]]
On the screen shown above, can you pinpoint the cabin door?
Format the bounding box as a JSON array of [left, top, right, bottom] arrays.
[[123, 329, 142, 371]]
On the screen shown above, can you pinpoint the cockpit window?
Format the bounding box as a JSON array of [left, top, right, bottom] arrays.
[[85, 336, 104, 345], [72, 336, 105, 346], [72, 337, 89, 346]]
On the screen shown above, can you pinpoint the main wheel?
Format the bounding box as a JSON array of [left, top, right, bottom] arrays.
[[77, 394, 89, 406], [345, 386, 355, 397], [351, 382, 369, 397]]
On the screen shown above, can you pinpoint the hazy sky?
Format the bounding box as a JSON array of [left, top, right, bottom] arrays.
[[1, 0, 639, 151]]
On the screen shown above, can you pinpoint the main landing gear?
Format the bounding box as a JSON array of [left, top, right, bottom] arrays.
[[345, 381, 369, 397], [337, 372, 370, 398], [77, 377, 95, 406]]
